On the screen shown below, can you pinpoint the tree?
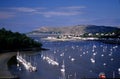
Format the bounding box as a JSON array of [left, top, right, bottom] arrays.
[[0, 28, 42, 52]]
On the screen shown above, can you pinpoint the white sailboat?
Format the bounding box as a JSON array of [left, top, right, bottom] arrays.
[[61, 60, 65, 72], [74, 72, 77, 79], [60, 60, 66, 79], [17, 51, 37, 72], [42, 54, 59, 66]]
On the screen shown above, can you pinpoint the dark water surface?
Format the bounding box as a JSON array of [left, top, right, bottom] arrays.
[[15, 37, 120, 79]]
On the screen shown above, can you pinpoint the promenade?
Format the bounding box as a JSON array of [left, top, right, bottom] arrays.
[[0, 52, 18, 79]]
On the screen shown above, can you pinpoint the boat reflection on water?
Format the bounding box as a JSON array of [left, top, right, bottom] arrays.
[[59, 60, 66, 79]]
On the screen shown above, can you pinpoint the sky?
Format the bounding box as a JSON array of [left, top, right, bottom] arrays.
[[0, 0, 120, 33]]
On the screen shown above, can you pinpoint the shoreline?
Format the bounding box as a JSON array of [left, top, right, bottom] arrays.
[[0, 47, 49, 54], [0, 52, 18, 79], [0, 49, 46, 79], [0, 48, 48, 79]]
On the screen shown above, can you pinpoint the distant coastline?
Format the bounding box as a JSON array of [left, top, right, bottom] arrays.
[[28, 25, 120, 44]]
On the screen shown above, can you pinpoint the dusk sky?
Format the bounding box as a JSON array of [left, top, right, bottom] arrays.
[[0, 0, 120, 33]]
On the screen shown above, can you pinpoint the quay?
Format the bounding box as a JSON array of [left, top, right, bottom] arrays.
[[0, 52, 19, 79]]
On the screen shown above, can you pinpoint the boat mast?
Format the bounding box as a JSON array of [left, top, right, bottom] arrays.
[[112, 71, 115, 79]]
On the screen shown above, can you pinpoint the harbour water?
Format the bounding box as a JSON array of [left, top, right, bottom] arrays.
[[14, 36, 120, 79]]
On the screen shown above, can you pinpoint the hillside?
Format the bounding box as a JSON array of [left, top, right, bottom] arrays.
[[0, 28, 42, 53], [29, 25, 120, 35]]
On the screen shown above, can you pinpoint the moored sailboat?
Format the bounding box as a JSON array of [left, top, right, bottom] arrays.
[[16, 51, 37, 72]]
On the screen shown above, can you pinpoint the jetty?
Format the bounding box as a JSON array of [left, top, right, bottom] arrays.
[[17, 52, 37, 72], [43, 56, 59, 66]]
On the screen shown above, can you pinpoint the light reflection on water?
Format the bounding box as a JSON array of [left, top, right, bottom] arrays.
[[16, 39, 120, 79]]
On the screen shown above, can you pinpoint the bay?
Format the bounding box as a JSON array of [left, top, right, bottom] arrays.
[[16, 37, 120, 79]]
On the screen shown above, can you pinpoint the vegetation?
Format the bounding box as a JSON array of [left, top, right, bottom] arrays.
[[0, 28, 42, 52], [81, 30, 120, 38]]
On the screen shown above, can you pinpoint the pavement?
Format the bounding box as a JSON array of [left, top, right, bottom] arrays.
[[0, 52, 18, 78]]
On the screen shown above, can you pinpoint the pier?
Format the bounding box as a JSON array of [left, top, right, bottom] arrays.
[[17, 52, 37, 72], [43, 56, 59, 66]]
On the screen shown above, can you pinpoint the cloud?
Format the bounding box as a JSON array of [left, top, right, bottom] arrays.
[[10, 7, 45, 13], [0, 7, 42, 19], [11, 7, 37, 12], [59, 6, 86, 10], [0, 6, 85, 19], [0, 12, 15, 19], [36, 11, 82, 18], [34, 6, 85, 17]]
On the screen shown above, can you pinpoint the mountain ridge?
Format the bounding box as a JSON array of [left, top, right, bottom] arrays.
[[30, 25, 120, 35]]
